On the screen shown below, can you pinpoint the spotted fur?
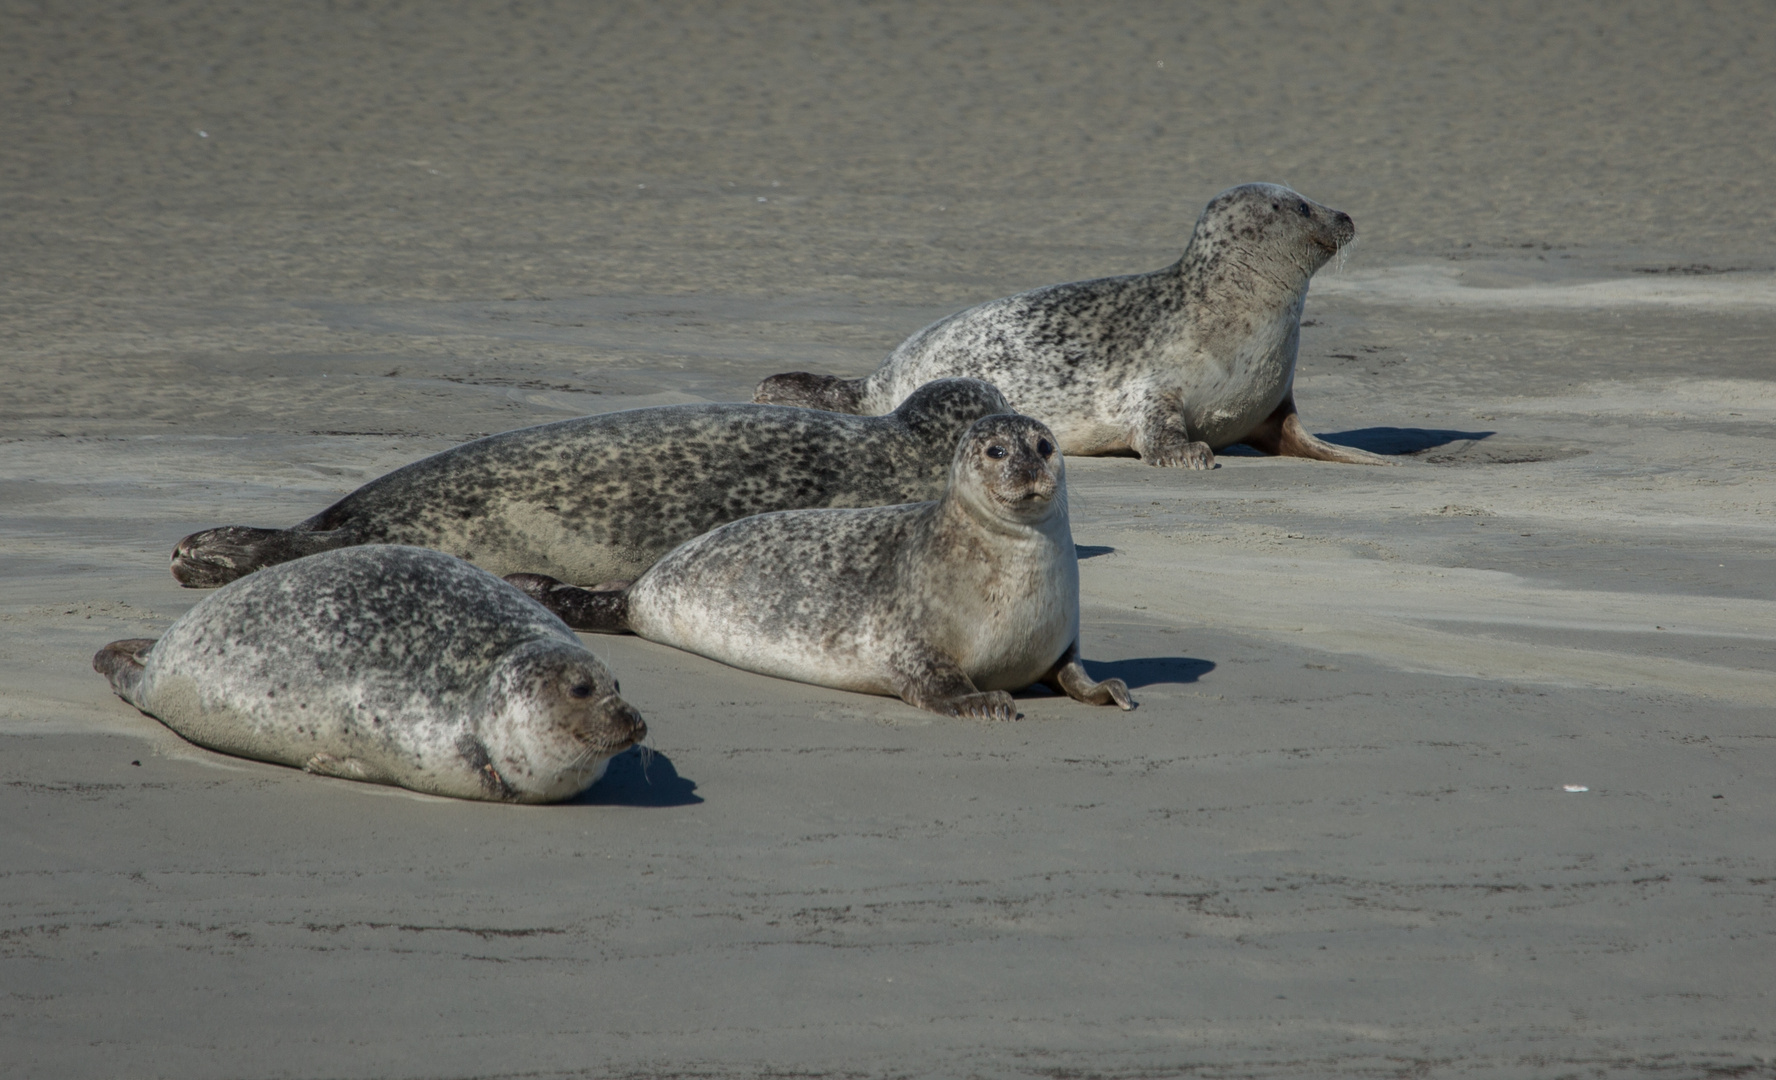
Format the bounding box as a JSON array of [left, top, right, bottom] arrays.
[[96, 546, 645, 803], [170, 378, 1013, 588], [511, 415, 1133, 721], [755, 184, 1384, 468]]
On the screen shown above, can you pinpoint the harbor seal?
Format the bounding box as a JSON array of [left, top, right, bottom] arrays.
[[170, 378, 1012, 588], [507, 414, 1133, 721], [754, 183, 1391, 469], [95, 545, 646, 803]]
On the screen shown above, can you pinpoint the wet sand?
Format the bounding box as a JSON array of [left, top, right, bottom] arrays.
[[3, 3, 1774, 1077]]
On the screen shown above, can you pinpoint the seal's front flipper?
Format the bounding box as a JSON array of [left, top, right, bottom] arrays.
[[1041, 642, 1134, 710], [1133, 394, 1215, 469], [752, 371, 867, 413], [171, 526, 353, 588], [1243, 394, 1396, 466], [304, 752, 404, 789], [305, 752, 369, 780], [93, 637, 157, 704], [891, 653, 1018, 721], [452, 736, 521, 802], [941, 690, 1018, 721], [504, 573, 632, 634]]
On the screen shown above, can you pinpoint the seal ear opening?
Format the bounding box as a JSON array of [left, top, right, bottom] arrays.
[[94, 638, 157, 702]]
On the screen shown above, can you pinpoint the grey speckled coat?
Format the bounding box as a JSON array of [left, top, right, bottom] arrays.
[[171, 378, 1011, 588], [95, 546, 645, 803], [510, 415, 1132, 720], [755, 184, 1390, 469]]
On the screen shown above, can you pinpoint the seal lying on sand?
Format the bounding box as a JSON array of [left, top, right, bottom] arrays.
[[508, 414, 1132, 721], [754, 183, 1390, 469], [171, 378, 1012, 588], [96, 546, 645, 803]]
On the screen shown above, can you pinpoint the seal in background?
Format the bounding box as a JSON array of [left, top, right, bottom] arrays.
[[755, 183, 1389, 469]]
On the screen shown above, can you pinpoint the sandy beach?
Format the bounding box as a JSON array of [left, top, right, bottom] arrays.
[[3, 2, 1774, 1076]]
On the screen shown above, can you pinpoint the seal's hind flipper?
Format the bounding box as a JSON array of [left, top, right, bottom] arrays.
[[752, 372, 866, 413], [1041, 642, 1134, 710], [504, 573, 632, 634], [1242, 394, 1397, 466], [1274, 413, 1398, 465], [93, 638, 157, 703], [170, 526, 353, 588]]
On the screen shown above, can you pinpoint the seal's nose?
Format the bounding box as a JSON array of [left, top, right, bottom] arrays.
[[605, 699, 647, 743], [1331, 210, 1355, 245], [1016, 454, 1059, 500]]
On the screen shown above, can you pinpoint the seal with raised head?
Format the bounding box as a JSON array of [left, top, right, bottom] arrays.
[[754, 183, 1391, 469], [95, 545, 646, 803], [507, 414, 1132, 721], [170, 378, 1013, 588]]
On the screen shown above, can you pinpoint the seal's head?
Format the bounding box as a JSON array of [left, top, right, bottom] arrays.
[[949, 414, 1067, 528], [171, 526, 290, 588], [892, 377, 1014, 445], [1187, 182, 1355, 278], [479, 639, 646, 803]]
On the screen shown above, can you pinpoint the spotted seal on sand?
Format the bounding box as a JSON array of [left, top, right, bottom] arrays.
[[170, 378, 1012, 588], [95, 546, 645, 803], [508, 414, 1132, 721], [754, 183, 1390, 469]]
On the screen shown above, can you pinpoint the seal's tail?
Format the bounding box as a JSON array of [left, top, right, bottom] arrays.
[[752, 371, 867, 413], [504, 573, 632, 634], [93, 638, 157, 705], [170, 526, 352, 588]]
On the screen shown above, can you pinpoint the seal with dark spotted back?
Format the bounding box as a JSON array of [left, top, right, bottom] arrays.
[[508, 414, 1132, 721], [755, 183, 1391, 469], [170, 378, 1012, 588], [95, 545, 646, 803]]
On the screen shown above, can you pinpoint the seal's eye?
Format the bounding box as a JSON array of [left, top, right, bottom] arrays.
[[986, 445, 1008, 459], [1036, 439, 1053, 457], [1298, 201, 1312, 217], [569, 683, 593, 699]]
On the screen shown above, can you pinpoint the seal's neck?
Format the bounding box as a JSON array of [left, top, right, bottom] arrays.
[[1167, 236, 1314, 356], [1174, 235, 1314, 310]]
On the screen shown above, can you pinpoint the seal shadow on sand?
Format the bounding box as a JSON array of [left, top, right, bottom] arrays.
[[1222, 426, 1493, 457], [571, 747, 703, 807], [1080, 656, 1215, 689], [1015, 655, 1216, 696], [1314, 426, 1495, 455], [1240, 427, 1589, 465]]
